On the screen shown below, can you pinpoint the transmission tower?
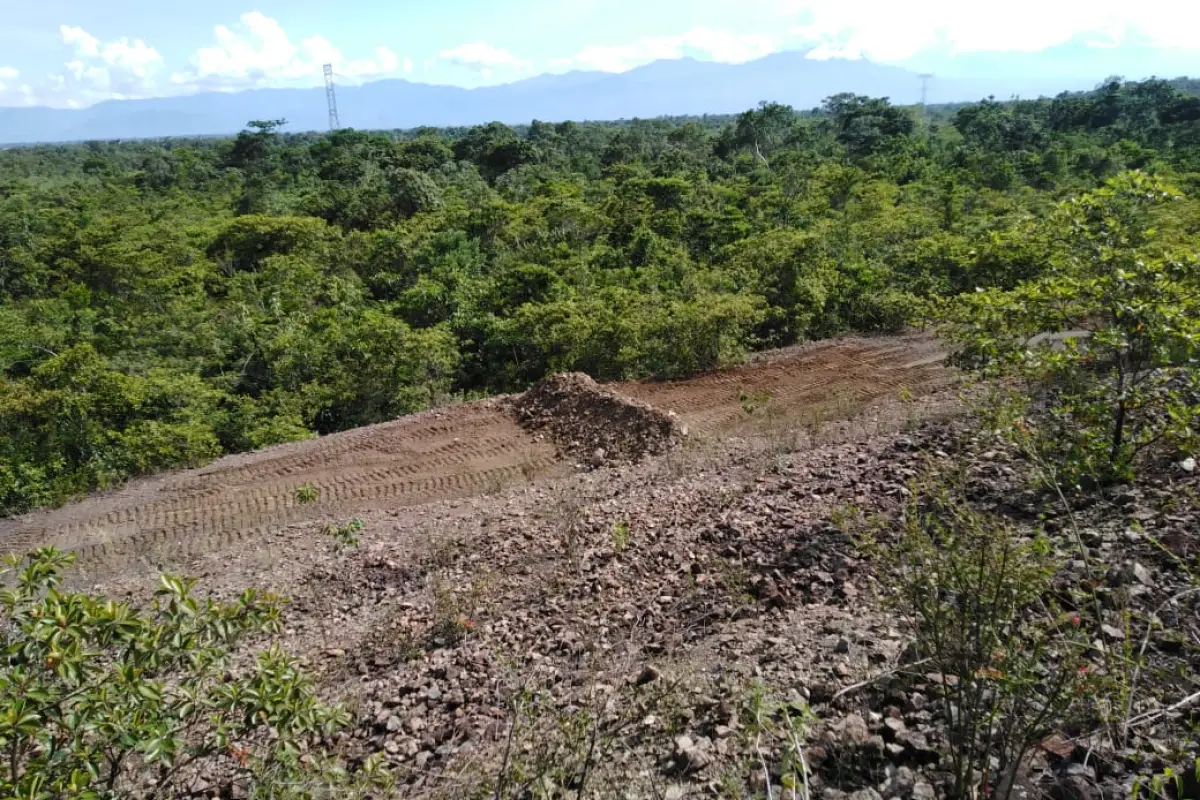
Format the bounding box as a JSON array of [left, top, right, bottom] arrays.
[[918, 73, 935, 135], [919, 73, 934, 109], [323, 64, 341, 131]]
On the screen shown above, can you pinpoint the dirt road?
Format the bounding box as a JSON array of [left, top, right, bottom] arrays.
[[0, 334, 950, 574]]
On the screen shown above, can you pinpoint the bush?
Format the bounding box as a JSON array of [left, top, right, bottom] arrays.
[[939, 171, 1200, 484], [869, 481, 1093, 800], [0, 347, 229, 515], [0, 548, 347, 798], [325, 518, 364, 553]]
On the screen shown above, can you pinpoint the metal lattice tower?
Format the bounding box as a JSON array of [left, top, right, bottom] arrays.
[[323, 64, 341, 131], [919, 73, 934, 110]]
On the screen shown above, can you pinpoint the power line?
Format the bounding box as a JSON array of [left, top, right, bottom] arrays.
[[323, 64, 341, 131]]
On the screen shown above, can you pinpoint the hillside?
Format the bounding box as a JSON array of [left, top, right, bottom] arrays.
[[5, 339, 1199, 800], [0, 336, 950, 573], [3, 76, 1199, 520], [2, 66, 1200, 800]]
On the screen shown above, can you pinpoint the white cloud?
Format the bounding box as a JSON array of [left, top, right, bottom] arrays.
[[764, 0, 1200, 62], [60, 26, 101, 58], [7, 15, 405, 108], [104, 38, 166, 77], [403, 57, 414, 75], [172, 12, 405, 91], [7, 84, 38, 107], [339, 45, 401, 79], [553, 27, 778, 73], [439, 41, 533, 75], [49, 25, 164, 103], [60, 27, 163, 80]]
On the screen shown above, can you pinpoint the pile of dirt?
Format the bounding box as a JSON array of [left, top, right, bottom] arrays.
[[509, 372, 682, 465]]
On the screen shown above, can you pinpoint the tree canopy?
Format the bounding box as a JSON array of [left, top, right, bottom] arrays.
[[2, 76, 1199, 515]]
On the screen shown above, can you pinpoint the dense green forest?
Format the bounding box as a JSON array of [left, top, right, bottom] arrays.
[[2, 77, 1199, 515]]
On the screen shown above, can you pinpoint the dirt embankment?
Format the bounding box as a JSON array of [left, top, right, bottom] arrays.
[[0, 334, 952, 579], [510, 372, 683, 466]]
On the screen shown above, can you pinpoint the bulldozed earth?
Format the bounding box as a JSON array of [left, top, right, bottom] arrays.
[[0, 334, 948, 581], [4, 333, 1199, 800]]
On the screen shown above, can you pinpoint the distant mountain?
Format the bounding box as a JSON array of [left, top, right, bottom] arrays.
[[0, 49, 1189, 145], [903, 39, 1200, 97]]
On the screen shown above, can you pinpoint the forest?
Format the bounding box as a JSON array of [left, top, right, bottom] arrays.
[[2, 76, 1199, 516]]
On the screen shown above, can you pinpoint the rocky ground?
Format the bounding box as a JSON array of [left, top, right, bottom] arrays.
[[66, 377, 1200, 800], [509, 371, 684, 465]]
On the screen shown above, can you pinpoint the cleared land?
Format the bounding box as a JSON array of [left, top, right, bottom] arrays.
[[6, 332, 1191, 800], [0, 333, 950, 576]]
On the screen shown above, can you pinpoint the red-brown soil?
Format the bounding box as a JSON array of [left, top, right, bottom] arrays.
[[0, 334, 950, 578]]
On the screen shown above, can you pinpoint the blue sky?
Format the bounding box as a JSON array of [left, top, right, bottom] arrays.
[[1, 0, 1197, 108]]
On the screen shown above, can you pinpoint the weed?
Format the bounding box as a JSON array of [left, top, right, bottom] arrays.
[[295, 483, 319, 504], [485, 471, 507, 496], [739, 389, 774, 416], [251, 750, 395, 800], [427, 575, 484, 648], [611, 519, 630, 553], [741, 681, 815, 800], [478, 666, 696, 800], [661, 430, 714, 482], [830, 503, 890, 548], [1133, 759, 1200, 800], [827, 503, 864, 535], [549, 485, 586, 565], [426, 532, 461, 570], [713, 556, 756, 608], [898, 384, 920, 431], [1158, 482, 1198, 514], [519, 450, 540, 483], [323, 518, 364, 553]]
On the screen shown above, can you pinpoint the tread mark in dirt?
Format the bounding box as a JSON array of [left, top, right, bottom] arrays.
[[0, 335, 949, 574]]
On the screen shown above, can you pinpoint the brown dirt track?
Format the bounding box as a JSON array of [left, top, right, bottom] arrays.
[[0, 333, 951, 577], [621, 333, 947, 436]]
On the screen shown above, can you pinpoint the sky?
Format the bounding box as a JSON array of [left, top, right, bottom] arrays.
[[0, 0, 1197, 109]]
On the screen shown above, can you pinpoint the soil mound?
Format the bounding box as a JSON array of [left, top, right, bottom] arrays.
[[511, 372, 682, 466]]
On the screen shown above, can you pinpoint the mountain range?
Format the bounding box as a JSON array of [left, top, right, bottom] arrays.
[[0, 45, 1194, 145]]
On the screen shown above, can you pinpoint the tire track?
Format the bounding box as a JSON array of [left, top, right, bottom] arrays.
[[621, 335, 949, 437], [0, 334, 952, 574]]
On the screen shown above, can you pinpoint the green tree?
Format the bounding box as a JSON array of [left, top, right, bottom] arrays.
[[732, 102, 797, 166], [453, 122, 534, 181], [224, 120, 288, 214], [388, 167, 443, 217], [940, 171, 1200, 483], [0, 346, 225, 515], [823, 93, 916, 159]]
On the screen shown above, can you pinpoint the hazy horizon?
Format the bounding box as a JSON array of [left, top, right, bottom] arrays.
[[2, 0, 1197, 110]]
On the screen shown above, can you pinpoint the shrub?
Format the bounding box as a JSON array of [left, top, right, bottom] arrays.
[[938, 171, 1200, 484], [871, 482, 1093, 800], [0, 548, 346, 798], [325, 518, 364, 553], [611, 519, 630, 553]]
